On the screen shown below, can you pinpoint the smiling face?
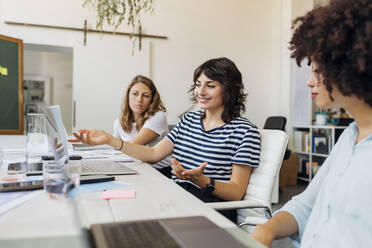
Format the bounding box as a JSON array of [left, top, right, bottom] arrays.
[[194, 73, 224, 112], [128, 82, 152, 120], [307, 63, 342, 109]]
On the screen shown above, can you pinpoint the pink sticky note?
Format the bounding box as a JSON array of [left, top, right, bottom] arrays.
[[101, 190, 136, 200]]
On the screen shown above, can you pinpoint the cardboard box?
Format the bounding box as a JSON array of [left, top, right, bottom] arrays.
[[279, 153, 299, 186]]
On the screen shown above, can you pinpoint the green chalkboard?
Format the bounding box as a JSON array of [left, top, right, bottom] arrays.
[[0, 34, 24, 134]]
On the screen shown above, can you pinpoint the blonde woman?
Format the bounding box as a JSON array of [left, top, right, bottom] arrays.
[[113, 75, 171, 177]]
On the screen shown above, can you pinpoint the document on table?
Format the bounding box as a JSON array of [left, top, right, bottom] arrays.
[[69, 149, 136, 162], [0, 190, 43, 215]]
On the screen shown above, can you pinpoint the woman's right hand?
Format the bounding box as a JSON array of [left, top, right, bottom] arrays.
[[69, 129, 113, 146]]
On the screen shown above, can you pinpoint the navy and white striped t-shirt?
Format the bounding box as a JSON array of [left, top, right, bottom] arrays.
[[166, 111, 261, 186]]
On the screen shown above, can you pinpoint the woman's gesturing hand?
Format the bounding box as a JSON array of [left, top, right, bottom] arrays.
[[171, 158, 207, 185], [68, 129, 113, 146]]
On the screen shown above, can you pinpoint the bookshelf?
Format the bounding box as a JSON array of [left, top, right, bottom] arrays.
[[292, 125, 348, 182]]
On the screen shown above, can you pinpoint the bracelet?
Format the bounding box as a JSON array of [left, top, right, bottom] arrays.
[[115, 139, 124, 151]]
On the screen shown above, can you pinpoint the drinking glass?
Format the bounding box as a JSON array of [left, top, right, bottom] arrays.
[[0, 148, 4, 179], [43, 162, 81, 199], [0, 148, 3, 169], [43, 162, 69, 199], [2, 151, 27, 181], [26, 113, 49, 157], [68, 160, 81, 188]]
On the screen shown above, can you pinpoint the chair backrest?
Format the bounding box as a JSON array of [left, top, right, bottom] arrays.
[[241, 129, 288, 207], [263, 116, 287, 131], [168, 124, 176, 132]]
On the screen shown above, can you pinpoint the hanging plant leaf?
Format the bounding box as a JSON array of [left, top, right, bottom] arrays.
[[83, 0, 154, 51]]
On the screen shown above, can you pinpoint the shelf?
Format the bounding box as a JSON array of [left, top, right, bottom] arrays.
[[298, 176, 311, 182], [294, 151, 310, 156], [293, 124, 348, 183], [310, 125, 348, 129], [293, 125, 348, 129], [292, 125, 311, 129], [294, 151, 328, 157], [312, 152, 328, 158]]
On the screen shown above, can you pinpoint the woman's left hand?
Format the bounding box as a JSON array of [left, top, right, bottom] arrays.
[[171, 158, 207, 184]]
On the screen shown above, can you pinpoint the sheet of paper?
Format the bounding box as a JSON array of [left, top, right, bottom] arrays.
[[69, 181, 133, 198], [68, 149, 135, 162], [3, 149, 26, 154], [0, 190, 43, 216], [101, 190, 136, 200]]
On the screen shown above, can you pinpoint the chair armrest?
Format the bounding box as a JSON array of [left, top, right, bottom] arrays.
[[206, 199, 271, 213], [238, 217, 268, 227]]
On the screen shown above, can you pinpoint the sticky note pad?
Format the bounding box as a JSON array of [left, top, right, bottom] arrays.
[[101, 190, 136, 200]]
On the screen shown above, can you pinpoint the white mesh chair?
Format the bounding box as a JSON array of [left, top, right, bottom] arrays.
[[207, 129, 288, 228]]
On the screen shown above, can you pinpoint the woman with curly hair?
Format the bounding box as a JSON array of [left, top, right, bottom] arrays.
[[113, 75, 171, 178], [252, 0, 372, 247], [71, 57, 261, 222]]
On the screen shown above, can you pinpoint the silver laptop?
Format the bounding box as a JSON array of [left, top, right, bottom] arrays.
[[88, 216, 249, 248], [43, 105, 137, 176], [72, 143, 112, 151]]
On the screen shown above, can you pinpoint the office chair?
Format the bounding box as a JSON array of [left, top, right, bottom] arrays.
[[264, 116, 291, 160], [263, 116, 287, 131], [168, 124, 176, 132], [207, 129, 288, 229]]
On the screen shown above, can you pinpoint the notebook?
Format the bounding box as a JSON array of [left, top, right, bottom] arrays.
[[43, 106, 137, 176]]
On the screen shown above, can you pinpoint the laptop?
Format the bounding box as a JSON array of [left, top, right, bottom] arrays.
[[87, 216, 249, 248], [42, 105, 137, 176], [72, 143, 112, 151]]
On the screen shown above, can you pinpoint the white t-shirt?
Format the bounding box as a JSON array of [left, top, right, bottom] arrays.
[[113, 111, 171, 169]]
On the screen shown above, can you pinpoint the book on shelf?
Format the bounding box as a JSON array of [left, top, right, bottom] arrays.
[[304, 132, 310, 153], [293, 130, 310, 153], [306, 161, 319, 175], [294, 131, 301, 152], [298, 158, 319, 178], [312, 134, 328, 154]]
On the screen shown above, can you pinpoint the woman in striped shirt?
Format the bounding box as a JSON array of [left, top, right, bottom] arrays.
[[72, 57, 261, 222]]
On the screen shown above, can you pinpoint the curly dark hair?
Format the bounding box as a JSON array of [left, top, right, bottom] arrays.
[[290, 0, 372, 107], [189, 57, 247, 123]]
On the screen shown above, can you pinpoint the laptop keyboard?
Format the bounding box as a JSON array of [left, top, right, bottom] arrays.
[[81, 161, 126, 173], [97, 220, 181, 248]]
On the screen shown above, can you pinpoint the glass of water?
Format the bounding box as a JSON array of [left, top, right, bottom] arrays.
[[3, 151, 27, 181], [67, 160, 81, 188], [26, 113, 49, 158], [43, 161, 81, 199], [43, 162, 69, 199]]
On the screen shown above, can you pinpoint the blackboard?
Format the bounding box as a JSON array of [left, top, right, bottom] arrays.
[[0, 34, 24, 134]]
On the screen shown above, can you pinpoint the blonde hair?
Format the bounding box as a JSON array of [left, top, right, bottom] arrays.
[[120, 75, 166, 133]]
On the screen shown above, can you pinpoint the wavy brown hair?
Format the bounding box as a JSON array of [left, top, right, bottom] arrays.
[[189, 57, 247, 123], [290, 0, 372, 107], [120, 75, 166, 133]]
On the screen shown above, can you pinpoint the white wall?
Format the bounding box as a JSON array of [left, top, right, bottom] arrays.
[[143, 0, 286, 127], [24, 50, 73, 132], [0, 0, 296, 131]]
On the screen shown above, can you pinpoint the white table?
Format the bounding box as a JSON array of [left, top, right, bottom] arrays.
[[0, 135, 265, 248]]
